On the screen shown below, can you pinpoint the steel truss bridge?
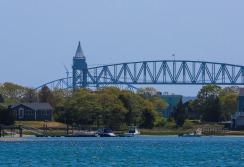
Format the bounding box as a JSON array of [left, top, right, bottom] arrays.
[[36, 60, 244, 91]]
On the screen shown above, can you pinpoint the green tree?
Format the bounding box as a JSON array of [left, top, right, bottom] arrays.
[[171, 99, 187, 127], [220, 86, 240, 96], [52, 89, 70, 108], [97, 86, 121, 96], [137, 87, 167, 116], [191, 85, 222, 122], [119, 90, 143, 126], [203, 95, 222, 122], [22, 88, 38, 103], [197, 85, 222, 100], [136, 87, 158, 99], [98, 92, 127, 129], [219, 93, 238, 121], [182, 119, 193, 129], [38, 86, 55, 106], [70, 91, 101, 127], [140, 101, 157, 129], [0, 82, 27, 102], [155, 117, 168, 127]]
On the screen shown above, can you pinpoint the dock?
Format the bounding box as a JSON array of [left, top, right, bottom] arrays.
[[0, 124, 23, 137]]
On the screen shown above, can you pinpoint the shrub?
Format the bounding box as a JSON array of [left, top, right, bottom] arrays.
[[183, 119, 193, 129]]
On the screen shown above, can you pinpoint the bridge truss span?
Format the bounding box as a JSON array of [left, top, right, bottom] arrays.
[[36, 60, 244, 91], [87, 60, 244, 86]]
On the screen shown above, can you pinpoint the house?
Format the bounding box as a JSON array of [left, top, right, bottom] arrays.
[[231, 88, 244, 129], [0, 103, 52, 121]]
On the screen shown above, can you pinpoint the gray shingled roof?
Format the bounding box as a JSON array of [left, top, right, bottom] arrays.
[[239, 88, 244, 97], [0, 103, 52, 110]]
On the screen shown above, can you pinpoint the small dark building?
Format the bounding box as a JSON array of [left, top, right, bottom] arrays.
[[1, 103, 52, 121], [160, 94, 182, 118]]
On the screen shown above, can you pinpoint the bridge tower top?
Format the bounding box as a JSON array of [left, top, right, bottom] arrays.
[[72, 42, 88, 88], [75, 41, 85, 59]]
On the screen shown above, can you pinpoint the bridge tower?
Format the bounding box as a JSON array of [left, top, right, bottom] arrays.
[[72, 42, 88, 88]]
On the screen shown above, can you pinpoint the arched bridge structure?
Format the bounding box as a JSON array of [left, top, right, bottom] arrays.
[[35, 42, 244, 91], [87, 60, 244, 85], [36, 60, 244, 91]]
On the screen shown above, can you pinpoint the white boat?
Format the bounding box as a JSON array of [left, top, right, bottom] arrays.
[[181, 132, 202, 137], [72, 131, 98, 137], [96, 128, 117, 137], [124, 126, 140, 137]]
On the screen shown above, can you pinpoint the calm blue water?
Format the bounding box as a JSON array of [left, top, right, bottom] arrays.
[[0, 136, 244, 167]]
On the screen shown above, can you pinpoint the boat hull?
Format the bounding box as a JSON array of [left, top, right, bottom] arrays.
[[98, 133, 117, 137], [124, 133, 140, 137], [96, 128, 117, 137], [72, 132, 98, 137]]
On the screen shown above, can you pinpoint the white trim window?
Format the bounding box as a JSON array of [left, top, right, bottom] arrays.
[[19, 108, 24, 118], [41, 110, 50, 115], [26, 110, 34, 115]]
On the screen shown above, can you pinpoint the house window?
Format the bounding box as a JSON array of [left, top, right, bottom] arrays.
[[41, 110, 50, 115], [26, 110, 34, 115], [13, 110, 17, 116], [19, 108, 24, 118]]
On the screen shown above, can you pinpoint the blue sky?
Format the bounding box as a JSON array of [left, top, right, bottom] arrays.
[[1, 0, 244, 96]]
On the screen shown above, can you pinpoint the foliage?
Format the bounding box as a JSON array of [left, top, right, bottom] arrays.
[[155, 117, 168, 127], [171, 99, 188, 127], [0, 82, 28, 103], [22, 88, 38, 103], [136, 87, 158, 98], [140, 101, 157, 129], [38, 86, 55, 107], [220, 86, 240, 96], [190, 85, 223, 122], [197, 85, 222, 100], [136, 87, 168, 115], [0, 105, 15, 125], [52, 87, 163, 129], [189, 119, 200, 124], [2, 81, 242, 128], [97, 86, 121, 95], [0, 94, 4, 103], [119, 90, 143, 126], [219, 93, 238, 121], [203, 95, 222, 122], [165, 119, 177, 129], [182, 119, 193, 129], [98, 92, 126, 129]]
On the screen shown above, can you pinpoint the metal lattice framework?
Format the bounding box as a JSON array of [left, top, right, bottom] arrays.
[[36, 60, 244, 90]]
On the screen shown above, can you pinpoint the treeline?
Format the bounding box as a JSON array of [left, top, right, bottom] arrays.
[[54, 87, 169, 130], [170, 85, 240, 128], [190, 85, 239, 122], [0, 82, 241, 129], [0, 83, 168, 129]]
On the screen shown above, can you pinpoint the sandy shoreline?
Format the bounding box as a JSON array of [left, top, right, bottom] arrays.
[[0, 137, 32, 141], [0, 135, 35, 141]]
